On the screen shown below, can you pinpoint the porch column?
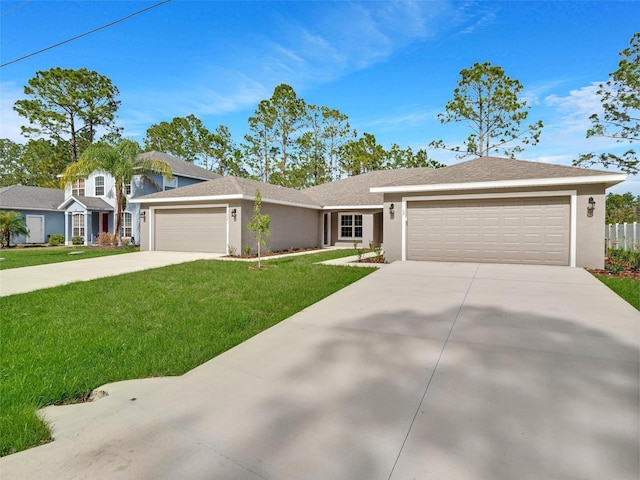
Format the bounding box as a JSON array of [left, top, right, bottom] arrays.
[[84, 213, 89, 246], [64, 212, 70, 246]]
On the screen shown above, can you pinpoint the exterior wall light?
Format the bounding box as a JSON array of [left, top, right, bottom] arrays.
[[231, 208, 237, 219], [587, 197, 596, 217], [140, 211, 146, 222], [389, 203, 394, 215]]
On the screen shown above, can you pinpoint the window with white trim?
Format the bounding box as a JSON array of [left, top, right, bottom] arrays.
[[125, 181, 132, 195], [339, 213, 363, 239], [120, 212, 132, 238], [94, 176, 105, 196], [72, 214, 85, 237], [72, 179, 85, 196], [163, 177, 177, 190]]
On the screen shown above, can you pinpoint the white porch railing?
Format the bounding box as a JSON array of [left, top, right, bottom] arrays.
[[605, 222, 639, 250]]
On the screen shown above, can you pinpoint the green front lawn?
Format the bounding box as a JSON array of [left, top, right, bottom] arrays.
[[0, 250, 375, 456], [0, 246, 135, 270], [594, 275, 640, 310]]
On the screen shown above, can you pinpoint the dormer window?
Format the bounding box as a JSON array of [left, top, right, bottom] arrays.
[[163, 177, 178, 191], [94, 176, 105, 196], [72, 179, 85, 196]]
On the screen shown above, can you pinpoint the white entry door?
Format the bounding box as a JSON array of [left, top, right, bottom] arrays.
[[26, 215, 45, 243]]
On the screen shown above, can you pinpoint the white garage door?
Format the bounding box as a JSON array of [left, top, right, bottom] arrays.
[[154, 208, 226, 253], [407, 197, 570, 265]]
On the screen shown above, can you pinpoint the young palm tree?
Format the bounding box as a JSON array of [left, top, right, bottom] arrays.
[[61, 139, 173, 246], [0, 211, 29, 247]]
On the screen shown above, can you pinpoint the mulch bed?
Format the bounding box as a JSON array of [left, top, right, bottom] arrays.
[[587, 268, 640, 280], [229, 247, 324, 259]]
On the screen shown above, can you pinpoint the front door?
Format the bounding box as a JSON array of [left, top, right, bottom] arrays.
[[101, 213, 109, 233], [26, 215, 44, 243]]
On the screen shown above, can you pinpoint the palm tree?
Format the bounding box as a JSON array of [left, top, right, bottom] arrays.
[[61, 139, 173, 246], [0, 211, 29, 248]]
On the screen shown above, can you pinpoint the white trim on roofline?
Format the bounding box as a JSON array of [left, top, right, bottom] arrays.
[[132, 194, 321, 210], [370, 174, 627, 193], [321, 205, 383, 210]]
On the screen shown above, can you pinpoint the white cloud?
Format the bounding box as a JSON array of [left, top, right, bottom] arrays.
[[0, 81, 27, 142]]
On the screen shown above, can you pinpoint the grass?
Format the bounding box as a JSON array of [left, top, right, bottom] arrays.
[[0, 250, 375, 456], [594, 275, 640, 310], [0, 246, 135, 270]]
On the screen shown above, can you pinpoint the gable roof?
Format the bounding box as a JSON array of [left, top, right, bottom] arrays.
[[0, 185, 65, 212], [138, 151, 222, 181], [58, 195, 113, 211], [305, 167, 440, 207], [132, 156, 627, 209], [131, 176, 320, 209], [371, 156, 627, 192]]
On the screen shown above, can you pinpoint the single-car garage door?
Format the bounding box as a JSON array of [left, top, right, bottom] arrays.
[[407, 197, 570, 265], [154, 207, 226, 253]]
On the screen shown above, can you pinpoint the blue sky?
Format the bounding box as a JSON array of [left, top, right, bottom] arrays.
[[1, 0, 638, 193]]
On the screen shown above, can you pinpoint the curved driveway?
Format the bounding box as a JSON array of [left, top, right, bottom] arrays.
[[1, 261, 638, 479]]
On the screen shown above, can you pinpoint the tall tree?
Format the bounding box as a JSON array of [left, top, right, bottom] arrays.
[[387, 144, 445, 169], [339, 133, 388, 176], [0, 139, 69, 187], [320, 106, 354, 181], [209, 125, 245, 176], [144, 114, 217, 168], [61, 139, 172, 245], [575, 33, 640, 174], [14, 67, 120, 163], [430, 62, 543, 158], [605, 192, 640, 224], [244, 99, 278, 183]]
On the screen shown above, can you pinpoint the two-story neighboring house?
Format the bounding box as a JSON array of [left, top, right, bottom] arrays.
[[58, 151, 220, 245]]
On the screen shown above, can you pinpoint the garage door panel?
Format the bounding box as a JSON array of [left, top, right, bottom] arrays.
[[407, 197, 570, 266], [154, 208, 226, 253]]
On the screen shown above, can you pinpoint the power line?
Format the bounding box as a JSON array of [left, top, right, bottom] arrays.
[[1, 0, 32, 18], [1, 0, 173, 68]]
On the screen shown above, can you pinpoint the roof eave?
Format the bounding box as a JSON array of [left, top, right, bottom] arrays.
[[370, 174, 628, 193], [131, 194, 322, 210]]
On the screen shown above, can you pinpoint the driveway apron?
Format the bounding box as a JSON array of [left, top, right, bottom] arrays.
[[1, 261, 638, 479]]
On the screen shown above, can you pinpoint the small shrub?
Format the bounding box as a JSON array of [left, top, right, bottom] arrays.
[[71, 236, 84, 245], [243, 245, 252, 256], [228, 245, 237, 256], [48, 234, 65, 246], [97, 232, 116, 246]]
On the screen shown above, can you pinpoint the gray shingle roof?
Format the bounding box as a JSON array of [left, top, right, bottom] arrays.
[[135, 176, 319, 207], [133, 156, 625, 208], [139, 151, 222, 181], [65, 195, 113, 211], [374, 156, 620, 188], [0, 185, 65, 211], [305, 167, 441, 206]]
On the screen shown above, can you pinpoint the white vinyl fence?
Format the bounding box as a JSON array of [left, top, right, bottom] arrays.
[[605, 222, 639, 250]]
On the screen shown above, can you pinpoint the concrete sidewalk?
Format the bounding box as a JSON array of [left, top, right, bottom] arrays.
[[0, 251, 224, 296], [1, 261, 638, 479]]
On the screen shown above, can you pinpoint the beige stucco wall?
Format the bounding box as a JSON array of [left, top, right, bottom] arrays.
[[382, 184, 608, 269], [239, 200, 321, 254], [139, 208, 150, 250], [325, 209, 383, 248]]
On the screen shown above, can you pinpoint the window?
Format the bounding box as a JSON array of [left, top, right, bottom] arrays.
[[339, 213, 363, 239], [94, 176, 105, 196], [163, 177, 177, 190], [120, 212, 132, 238], [72, 214, 85, 237], [72, 179, 85, 196], [125, 182, 132, 195]]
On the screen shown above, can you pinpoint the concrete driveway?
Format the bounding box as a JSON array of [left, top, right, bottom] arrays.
[[1, 261, 638, 479], [0, 251, 225, 296]]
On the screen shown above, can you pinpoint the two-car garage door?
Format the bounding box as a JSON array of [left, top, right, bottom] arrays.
[[407, 197, 570, 266], [154, 208, 226, 253]]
